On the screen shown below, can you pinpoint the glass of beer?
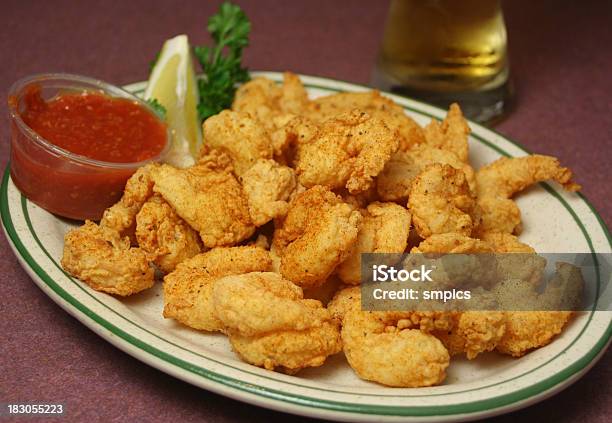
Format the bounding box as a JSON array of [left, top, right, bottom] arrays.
[[372, 0, 512, 124]]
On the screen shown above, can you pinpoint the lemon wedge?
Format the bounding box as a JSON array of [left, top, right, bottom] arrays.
[[144, 34, 201, 168]]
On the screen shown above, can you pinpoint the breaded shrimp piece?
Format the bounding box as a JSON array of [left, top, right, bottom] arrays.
[[151, 163, 255, 248], [135, 195, 202, 273], [231, 73, 309, 152], [272, 185, 340, 252], [100, 163, 157, 237], [336, 202, 411, 285], [496, 311, 573, 357], [341, 310, 450, 387], [433, 311, 506, 359], [295, 110, 399, 194], [307, 90, 425, 151], [228, 322, 342, 374], [274, 186, 362, 289], [202, 110, 273, 176], [408, 164, 480, 238], [61, 221, 154, 296], [377, 145, 476, 203], [213, 272, 330, 337], [480, 232, 546, 285], [423, 103, 470, 162], [240, 159, 296, 226], [412, 233, 494, 254], [328, 286, 361, 319], [232, 72, 309, 122], [213, 272, 342, 373], [163, 246, 272, 332], [475, 155, 580, 234]]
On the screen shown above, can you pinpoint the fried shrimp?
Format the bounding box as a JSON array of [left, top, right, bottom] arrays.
[[423, 103, 470, 162], [341, 310, 450, 387], [497, 311, 573, 357], [408, 164, 479, 238], [274, 186, 362, 289], [100, 163, 157, 237], [295, 110, 399, 194], [213, 272, 330, 337], [213, 272, 342, 373], [475, 155, 580, 234], [307, 90, 425, 151], [433, 311, 506, 359], [232, 72, 309, 128], [327, 286, 361, 320], [135, 195, 202, 273], [377, 144, 476, 203], [61, 221, 154, 296], [151, 162, 255, 248], [163, 246, 272, 332], [493, 263, 581, 357], [240, 158, 296, 226], [202, 110, 273, 176], [336, 202, 411, 285]]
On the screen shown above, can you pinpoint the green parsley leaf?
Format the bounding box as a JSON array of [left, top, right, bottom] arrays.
[[194, 1, 251, 121]]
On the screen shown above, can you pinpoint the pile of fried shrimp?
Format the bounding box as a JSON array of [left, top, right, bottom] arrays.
[[61, 72, 582, 388]]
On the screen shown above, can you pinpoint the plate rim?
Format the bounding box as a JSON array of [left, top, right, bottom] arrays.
[[2, 71, 611, 421]]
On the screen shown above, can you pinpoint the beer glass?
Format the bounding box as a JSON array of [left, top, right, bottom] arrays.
[[372, 0, 512, 124]]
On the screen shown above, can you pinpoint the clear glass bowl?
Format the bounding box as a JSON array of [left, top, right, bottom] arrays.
[[7, 73, 170, 220]]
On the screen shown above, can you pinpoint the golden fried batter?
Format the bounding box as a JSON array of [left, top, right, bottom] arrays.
[[327, 286, 361, 321], [336, 202, 411, 285], [295, 110, 399, 194], [342, 310, 450, 387], [213, 272, 342, 373], [240, 158, 296, 226], [151, 162, 255, 248], [307, 90, 425, 151], [423, 103, 470, 162], [497, 311, 573, 357], [202, 110, 273, 176], [274, 186, 362, 289], [433, 311, 506, 359], [163, 246, 272, 332], [377, 144, 476, 203], [409, 164, 480, 238], [475, 155, 580, 234], [232, 72, 309, 127], [135, 195, 202, 273], [100, 163, 157, 238], [61, 221, 154, 296]]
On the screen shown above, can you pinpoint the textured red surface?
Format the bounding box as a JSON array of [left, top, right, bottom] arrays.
[[1, 1, 610, 422]]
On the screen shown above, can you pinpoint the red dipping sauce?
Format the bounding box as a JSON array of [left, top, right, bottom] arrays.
[[8, 74, 169, 221], [21, 87, 166, 163]]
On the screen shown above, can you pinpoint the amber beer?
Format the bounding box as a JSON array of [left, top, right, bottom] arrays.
[[372, 0, 511, 123]]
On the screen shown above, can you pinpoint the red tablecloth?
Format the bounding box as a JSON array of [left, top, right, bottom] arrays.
[[1, 1, 610, 421]]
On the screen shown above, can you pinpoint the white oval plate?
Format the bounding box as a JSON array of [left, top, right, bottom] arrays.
[[2, 72, 611, 422]]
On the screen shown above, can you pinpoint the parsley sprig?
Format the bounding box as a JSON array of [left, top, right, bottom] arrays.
[[194, 2, 251, 121]]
